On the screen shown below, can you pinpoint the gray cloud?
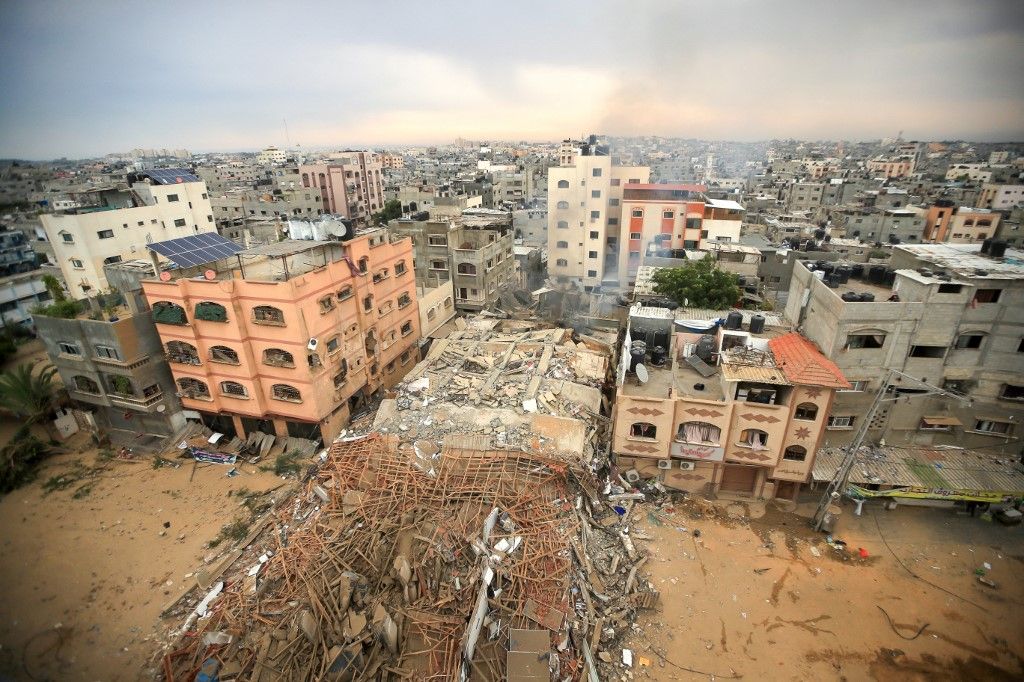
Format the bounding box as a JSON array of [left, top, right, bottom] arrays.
[[1, 0, 1022, 158]]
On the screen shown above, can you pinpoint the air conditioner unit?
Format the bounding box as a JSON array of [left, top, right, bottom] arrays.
[[656, 459, 672, 470], [307, 338, 319, 351], [678, 461, 696, 471]]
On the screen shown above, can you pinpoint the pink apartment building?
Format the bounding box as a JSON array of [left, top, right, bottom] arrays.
[[299, 152, 385, 225]]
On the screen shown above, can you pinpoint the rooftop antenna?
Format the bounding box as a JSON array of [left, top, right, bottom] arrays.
[[284, 118, 291, 146]]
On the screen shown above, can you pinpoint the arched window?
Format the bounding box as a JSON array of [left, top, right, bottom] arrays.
[[271, 384, 302, 402], [220, 381, 248, 398], [263, 348, 295, 367], [337, 285, 353, 301], [676, 422, 721, 444], [783, 445, 807, 462], [557, 220, 568, 229], [457, 263, 477, 275], [74, 375, 100, 394], [177, 377, 210, 399], [556, 200, 569, 209], [166, 340, 200, 365], [209, 345, 239, 364], [301, 173, 309, 187], [738, 429, 768, 449], [556, 258, 568, 267], [318, 295, 336, 313], [794, 403, 818, 421], [557, 180, 570, 188], [194, 301, 228, 322], [252, 305, 284, 325], [629, 422, 657, 439], [556, 241, 568, 248], [845, 329, 886, 349], [153, 301, 188, 325]]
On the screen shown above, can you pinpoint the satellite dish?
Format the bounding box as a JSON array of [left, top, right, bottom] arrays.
[[307, 338, 319, 351], [159, 271, 172, 281], [636, 363, 649, 384], [204, 269, 216, 280]]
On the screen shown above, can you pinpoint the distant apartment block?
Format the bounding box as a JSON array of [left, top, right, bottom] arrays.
[[141, 230, 420, 444], [866, 156, 915, 179], [40, 169, 216, 298], [615, 184, 743, 287], [300, 152, 385, 225], [977, 183, 1024, 211], [256, 146, 288, 165], [547, 143, 649, 288]]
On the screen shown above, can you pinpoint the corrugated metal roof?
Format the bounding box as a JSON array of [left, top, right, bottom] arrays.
[[813, 446, 1024, 495]]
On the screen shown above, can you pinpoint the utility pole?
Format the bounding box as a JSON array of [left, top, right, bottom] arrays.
[[812, 369, 971, 531]]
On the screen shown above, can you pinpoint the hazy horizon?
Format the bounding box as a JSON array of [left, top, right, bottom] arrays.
[[2, 0, 1023, 159]]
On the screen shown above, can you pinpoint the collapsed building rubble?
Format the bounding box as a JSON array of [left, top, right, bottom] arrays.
[[156, 321, 659, 681]]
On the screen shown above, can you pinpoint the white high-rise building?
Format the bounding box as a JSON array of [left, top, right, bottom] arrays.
[[40, 169, 217, 299], [547, 143, 649, 289]]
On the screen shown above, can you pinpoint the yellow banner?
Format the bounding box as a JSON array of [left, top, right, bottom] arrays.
[[848, 484, 1012, 504]]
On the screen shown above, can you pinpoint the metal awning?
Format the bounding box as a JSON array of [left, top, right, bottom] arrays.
[[921, 416, 962, 426]]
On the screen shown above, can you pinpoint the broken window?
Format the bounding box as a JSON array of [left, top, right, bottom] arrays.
[[221, 381, 248, 398], [845, 332, 885, 349], [166, 340, 200, 365], [738, 429, 768, 449], [263, 348, 295, 367], [629, 422, 657, 439], [209, 345, 239, 364], [252, 305, 285, 325], [783, 446, 807, 462], [194, 301, 228, 322], [73, 375, 100, 394], [319, 295, 336, 313], [153, 301, 188, 325], [271, 384, 302, 402], [177, 377, 210, 399], [794, 403, 818, 421]]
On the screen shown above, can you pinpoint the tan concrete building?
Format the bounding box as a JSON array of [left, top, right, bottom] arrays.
[[866, 156, 916, 179], [140, 229, 420, 444], [40, 169, 217, 299], [612, 306, 849, 500], [547, 146, 649, 288], [785, 243, 1024, 456]]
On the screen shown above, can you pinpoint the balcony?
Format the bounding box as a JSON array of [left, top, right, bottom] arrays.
[[108, 391, 164, 410]]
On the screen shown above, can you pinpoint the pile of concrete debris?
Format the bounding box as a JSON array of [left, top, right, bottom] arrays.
[[157, 434, 659, 681]]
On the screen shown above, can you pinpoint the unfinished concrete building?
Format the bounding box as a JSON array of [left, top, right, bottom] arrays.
[[390, 209, 515, 312]]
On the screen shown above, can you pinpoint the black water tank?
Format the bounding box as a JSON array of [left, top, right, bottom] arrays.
[[841, 292, 860, 302], [651, 346, 668, 366], [836, 266, 851, 284], [882, 268, 897, 286], [826, 273, 841, 288], [990, 240, 1008, 258], [696, 335, 716, 362], [749, 314, 766, 334], [859, 293, 875, 302], [725, 310, 743, 330], [629, 341, 647, 373], [868, 265, 885, 284], [981, 238, 993, 254], [850, 264, 865, 278]]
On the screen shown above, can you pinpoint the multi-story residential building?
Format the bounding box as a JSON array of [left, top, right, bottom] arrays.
[[945, 163, 994, 183], [299, 152, 385, 225], [785, 243, 1024, 456], [416, 281, 456, 339], [256, 146, 288, 165], [977, 183, 1024, 211], [614, 184, 744, 288], [39, 169, 217, 298], [390, 210, 515, 312], [33, 260, 185, 438], [835, 207, 926, 244], [866, 156, 916, 179], [380, 153, 405, 170], [612, 306, 849, 500], [140, 229, 420, 443], [1, 271, 49, 330], [924, 202, 1001, 243], [785, 181, 825, 213], [0, 227, 39, 276], [547, 143, 649, 288]]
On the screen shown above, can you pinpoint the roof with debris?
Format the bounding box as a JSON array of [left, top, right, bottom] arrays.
[[768, 332, 851, 389]]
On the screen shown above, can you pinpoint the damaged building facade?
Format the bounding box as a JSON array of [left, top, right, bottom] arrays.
[[389, 209, 515, 313], [141, 228, 420, 444], [612, 306, 850, 499]]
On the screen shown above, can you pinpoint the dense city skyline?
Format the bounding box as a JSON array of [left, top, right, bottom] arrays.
[[2, 0, 1023, 159]]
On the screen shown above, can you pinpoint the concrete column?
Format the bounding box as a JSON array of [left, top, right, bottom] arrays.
[[231, 415, 246, 439], [273, 418, 289, 438]]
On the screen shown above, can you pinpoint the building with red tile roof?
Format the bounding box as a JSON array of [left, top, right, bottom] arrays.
[[769, 332, 851, 390]]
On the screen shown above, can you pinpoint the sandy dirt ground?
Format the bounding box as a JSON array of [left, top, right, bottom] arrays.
[[0, 444, 288, 681], [619, 497, 1024, 682]]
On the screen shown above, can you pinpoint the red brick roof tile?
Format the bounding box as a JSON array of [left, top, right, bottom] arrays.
[[768, 332, 851, 389]]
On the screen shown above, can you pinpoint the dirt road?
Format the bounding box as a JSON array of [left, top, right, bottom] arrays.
[[621, 498, 1023, 681], [0, 449, 287, 681]]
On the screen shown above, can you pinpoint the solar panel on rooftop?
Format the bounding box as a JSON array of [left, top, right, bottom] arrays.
[[147, 232, 242, 268], [143, 168, 200, 185]]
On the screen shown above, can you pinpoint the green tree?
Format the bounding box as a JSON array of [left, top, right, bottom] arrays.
[[0, 363, 59, 426], [41, 274, 67, 303], [651, 256, 741, 310], [372, 199, 402, 226]]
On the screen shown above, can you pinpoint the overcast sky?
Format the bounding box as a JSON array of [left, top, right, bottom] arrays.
[[1, 0, 1023, 159]]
